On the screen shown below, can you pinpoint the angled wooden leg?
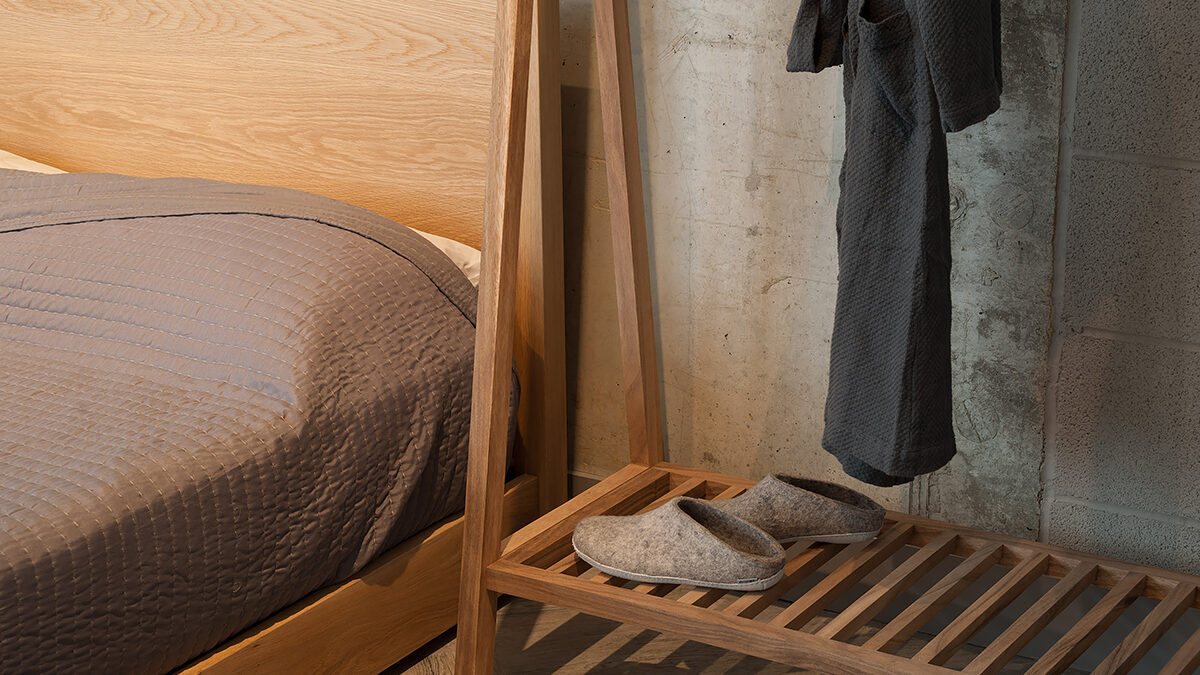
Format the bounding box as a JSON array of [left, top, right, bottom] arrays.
[[456, 0, 535, 672], [594, 0, 665, 467]]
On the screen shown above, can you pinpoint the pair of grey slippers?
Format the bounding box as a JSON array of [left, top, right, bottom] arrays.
[[572, 475, 886, 592]]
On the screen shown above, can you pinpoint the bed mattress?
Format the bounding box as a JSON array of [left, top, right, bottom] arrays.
[[0, 170, 486, 673]]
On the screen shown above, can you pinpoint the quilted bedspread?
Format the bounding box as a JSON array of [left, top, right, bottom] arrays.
[[0, 170, 484, 673]]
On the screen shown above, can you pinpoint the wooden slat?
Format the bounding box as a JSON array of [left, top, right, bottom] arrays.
[[1160, 625, 1200, 675], [504, 467, 669, 567], [546, 553, 590, 577], [630, 583, 676, 597], [723, 543, 844, 620], [454, 0, 536, 670], [1093, 582, 1197, 675], [913, 552, 1051, 665], [893, 511, 1200, 606], [594, 573, 631, 588], [1027, 571, 1147, 675], [487, 560, 955, 675], [818, 531, 960, 641], [503, 463, 647, 554], [639, 477, 709, 512], [654, 463, 756, 489], [963, 562, 1099, 675], [770, 523, 917, 630], [864, 543, 1003, 654], [675, 586, 731, 608], [709, 485, 746, 501], [594, 0, 665, 466]]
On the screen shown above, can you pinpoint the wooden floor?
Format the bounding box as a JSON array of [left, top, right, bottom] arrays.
[[387, 599, 1085, 674]]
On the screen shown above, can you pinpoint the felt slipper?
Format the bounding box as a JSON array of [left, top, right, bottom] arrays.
[[572, 496, 785, 591], [714, 474, 885, 544]]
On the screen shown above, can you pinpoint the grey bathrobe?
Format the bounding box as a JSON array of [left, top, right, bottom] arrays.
[[788, 0, 1001, 486]]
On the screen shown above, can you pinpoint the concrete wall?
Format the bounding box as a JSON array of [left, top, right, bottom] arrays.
[[561, 0, 1197, 570], [1042, 0, 1200, 574], [562, 0, 1065, 533]]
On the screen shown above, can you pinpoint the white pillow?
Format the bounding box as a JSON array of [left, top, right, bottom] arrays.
[[0, 151, 65, 175], [0, 149, 482, 286]]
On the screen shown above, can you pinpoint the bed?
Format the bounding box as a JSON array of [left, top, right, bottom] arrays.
[[0, 0, 565, 672]]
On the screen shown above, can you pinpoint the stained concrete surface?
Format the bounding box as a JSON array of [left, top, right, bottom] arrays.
[[930, 0, 1065, 537], [562, 0, 1065, 535]]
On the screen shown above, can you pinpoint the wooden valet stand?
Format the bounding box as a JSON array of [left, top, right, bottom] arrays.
[[457, 1, 1200, 672]]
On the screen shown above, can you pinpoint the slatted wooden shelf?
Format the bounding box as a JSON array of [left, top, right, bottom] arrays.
[[488, 463, 1200, 674]]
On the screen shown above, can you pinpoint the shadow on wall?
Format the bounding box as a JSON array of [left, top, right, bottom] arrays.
[[561, 80, 590, 468]]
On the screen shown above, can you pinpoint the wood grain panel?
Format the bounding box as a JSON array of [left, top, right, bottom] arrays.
[[0, 0, 495, 246]]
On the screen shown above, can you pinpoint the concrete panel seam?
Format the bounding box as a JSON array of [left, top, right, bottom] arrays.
[[1078, 327, 1200, 354], [1051, 494, 1200, 530], [1040, 0, 1086, 543], [1074, 148, 1200, 172]]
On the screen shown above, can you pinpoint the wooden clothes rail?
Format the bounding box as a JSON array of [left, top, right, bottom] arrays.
[[456, 1, 1200, 673]]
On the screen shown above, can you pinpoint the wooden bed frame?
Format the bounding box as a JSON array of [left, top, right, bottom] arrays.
[[457, 1, 1200, 674], [0, 0, 564, 672]]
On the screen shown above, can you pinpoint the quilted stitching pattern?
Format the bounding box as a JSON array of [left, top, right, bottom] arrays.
[[0, 171, 480, 673]]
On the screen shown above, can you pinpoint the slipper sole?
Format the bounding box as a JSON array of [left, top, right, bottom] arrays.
[[572, 545, 784, 592], [778, 530, 881, 545]]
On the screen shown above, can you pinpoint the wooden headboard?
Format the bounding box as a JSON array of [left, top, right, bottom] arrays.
[[0, 0, 567, 511], [4, 0, 499, 248]]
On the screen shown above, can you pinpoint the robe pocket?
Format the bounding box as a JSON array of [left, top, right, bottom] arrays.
[[855, 6, 918, 136]]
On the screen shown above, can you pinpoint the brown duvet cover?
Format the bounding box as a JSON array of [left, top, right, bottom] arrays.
[[0, 170, 483, 673]]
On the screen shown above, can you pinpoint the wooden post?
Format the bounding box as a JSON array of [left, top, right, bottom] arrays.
[[594, 0, 665, 467], [455, 0, 535, 672], [513, 0, 569, 514]]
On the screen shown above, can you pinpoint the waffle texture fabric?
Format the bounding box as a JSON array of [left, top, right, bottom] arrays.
[[0, 170, 505, 673], [787, 0, 1001, 486]]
